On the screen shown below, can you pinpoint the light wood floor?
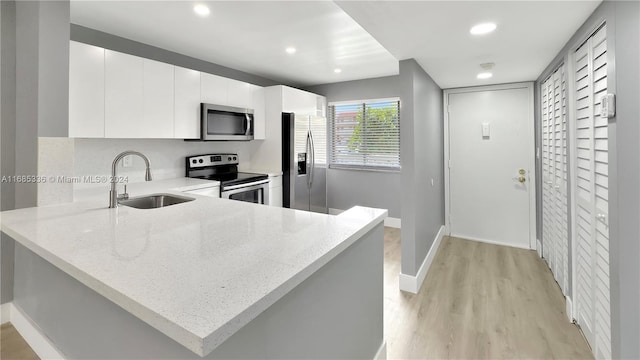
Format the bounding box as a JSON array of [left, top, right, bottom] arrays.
[[384, 227, 593, 359], [1, 322, 39, 360], [0, 228, 593, 360]]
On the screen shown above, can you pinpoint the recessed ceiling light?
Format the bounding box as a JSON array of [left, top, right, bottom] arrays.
[[334, 68, 342, 73], [477, 72, 493, 79], [193, 4, 210, 17], [470, 23, 497, 35], [285, 47, 297, 54]]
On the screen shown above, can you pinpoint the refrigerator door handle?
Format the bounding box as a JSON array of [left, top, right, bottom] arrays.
[[309, 130, 315, 188], [306, 130, 312, 189]]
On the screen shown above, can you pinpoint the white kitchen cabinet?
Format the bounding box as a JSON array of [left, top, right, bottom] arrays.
[[69, 41, 105, 137], [227, 79, 253, 108], [201, 73, 227, 105], [105, 50, 144, 138], [252, 86, 266, 140], [143, 59, 174, 138], [174, 66, 201, 139], [269, 175, 283, 207], [282, 86, 321, 116]]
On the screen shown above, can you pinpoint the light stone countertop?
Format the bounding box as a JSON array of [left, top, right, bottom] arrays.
[[1, 178, 386, 357], [237, 167, 283, 177]]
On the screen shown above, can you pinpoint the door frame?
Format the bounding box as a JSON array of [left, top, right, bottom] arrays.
[[443, 82, 536, 250]]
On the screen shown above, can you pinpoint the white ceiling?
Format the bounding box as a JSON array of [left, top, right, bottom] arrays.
[[70, 1, 399, 86], [335, 1, 602, 89], [71, 1, 602, 89]]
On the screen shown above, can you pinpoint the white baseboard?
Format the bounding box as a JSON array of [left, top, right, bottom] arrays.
[[399, 225, 445, 294], [383, 217, 401, 228], [536, 238, 542, 258], [4, 302, 66, 359], [450, 233, 532, 251], [565, 296, 574, 323], [1, 302, 10, 324], [329, 208, 400, 228], [374, 340, 387, 360]]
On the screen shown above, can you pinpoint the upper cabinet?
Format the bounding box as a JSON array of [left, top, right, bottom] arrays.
[[69, 41, 265, 140], [282, 86, 325, 117], [252, 86, 266, 140], [201, 73, 227, 105], [105, 50, 144, 138], [227, 79, 253, 108], [174, 66, 201, 139], [142, 59, 174, 138], [69, 42, 105, 137]]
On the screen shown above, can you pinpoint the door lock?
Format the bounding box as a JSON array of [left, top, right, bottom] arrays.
[[518, 176, 526, 183]]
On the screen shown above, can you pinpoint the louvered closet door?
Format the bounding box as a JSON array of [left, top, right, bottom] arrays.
[[542, 76, 557, 274], [573, 23, 611, 359], [541, 64, 569, 296]]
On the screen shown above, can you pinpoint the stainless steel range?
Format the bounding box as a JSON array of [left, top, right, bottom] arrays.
[[186, 154, 269, 205]]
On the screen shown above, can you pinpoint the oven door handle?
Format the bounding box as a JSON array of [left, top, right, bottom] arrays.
[[222, 179, 269, 191]]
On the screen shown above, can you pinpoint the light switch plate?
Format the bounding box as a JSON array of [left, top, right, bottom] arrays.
[[482, 123, 490, 137], [600, 93, 616, 118]]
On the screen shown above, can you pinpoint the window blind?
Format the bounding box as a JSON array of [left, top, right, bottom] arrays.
[[329, 99, 400, 170]]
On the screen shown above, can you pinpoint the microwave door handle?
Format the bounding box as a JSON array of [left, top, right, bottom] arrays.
[[245, 113, 252, 136]]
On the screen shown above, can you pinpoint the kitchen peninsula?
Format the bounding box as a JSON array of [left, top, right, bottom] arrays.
[[0, 180, 386, 359]]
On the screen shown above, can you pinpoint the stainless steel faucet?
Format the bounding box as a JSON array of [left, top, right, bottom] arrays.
[[109, 151, 152, 208]]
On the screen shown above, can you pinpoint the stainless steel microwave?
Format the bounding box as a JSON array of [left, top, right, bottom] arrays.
[[201, 103, 254, 141]]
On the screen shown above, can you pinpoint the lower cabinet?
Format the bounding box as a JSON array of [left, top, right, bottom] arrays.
[[269, 175, 283, 207]]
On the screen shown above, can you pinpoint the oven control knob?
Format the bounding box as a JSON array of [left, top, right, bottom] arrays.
[[228, 157, 232, 161], [192, 159, 197, 164], [233, 156, 237, 161], [198, 159, 203, 164]]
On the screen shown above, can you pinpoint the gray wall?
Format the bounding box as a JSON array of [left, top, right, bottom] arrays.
[[1, 0, 17, 304], [2, 0, 70, 304], [12, 224, 383, 359], [535, 1, 639, 358], [305, 76, 402, 217], [71, 25, 280, 87], [398, 59, 445, 276]]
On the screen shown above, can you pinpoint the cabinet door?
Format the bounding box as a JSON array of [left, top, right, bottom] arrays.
[[268, 175, 283, 207], [201, 73, 227, 105], [69, 41, 105, 137], [174, 66, 201, 139], [143, 59, 174, 138], [227, 79, 253, 108], [282, 86, 318, 115], [105, 50, 143, 138], [252, 86, 266, 139]]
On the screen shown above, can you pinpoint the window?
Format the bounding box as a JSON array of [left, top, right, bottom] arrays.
[[329, 99, 400, 170]]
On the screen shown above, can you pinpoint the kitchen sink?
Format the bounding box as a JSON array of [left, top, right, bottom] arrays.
[[119, 194, 195, 209]]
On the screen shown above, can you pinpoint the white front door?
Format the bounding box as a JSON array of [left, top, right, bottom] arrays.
[[446, 84, 535, 249]]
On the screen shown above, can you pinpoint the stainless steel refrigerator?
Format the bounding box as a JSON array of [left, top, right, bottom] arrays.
[[282, 112, 327, 213]]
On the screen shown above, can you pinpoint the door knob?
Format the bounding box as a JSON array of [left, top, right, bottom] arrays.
[[518, 176, 526, 183]]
